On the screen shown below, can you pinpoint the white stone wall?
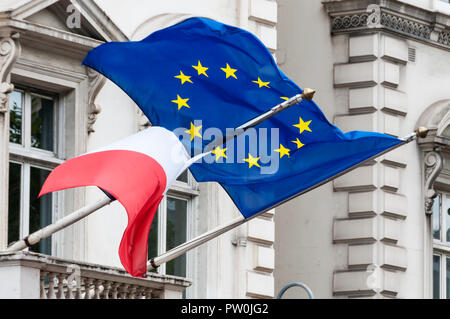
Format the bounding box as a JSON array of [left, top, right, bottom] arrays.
[[83, 0, 278, 299]]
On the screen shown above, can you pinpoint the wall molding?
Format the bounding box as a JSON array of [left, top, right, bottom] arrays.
[[0, 34, 21, 112]]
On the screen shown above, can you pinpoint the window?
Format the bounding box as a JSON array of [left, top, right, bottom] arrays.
[[432, 192, 450, 299], [147, 170, 198, 281], [8, 87, 64, 255]]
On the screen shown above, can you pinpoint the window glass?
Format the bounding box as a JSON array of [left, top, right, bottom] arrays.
[[29, 167, 52, 254], [445, 195, 450, 243], [8, 163, 21, 245], [432, 194, 441, 240], [166, 197, 187, 277], [447, 257, 450, 299], [433, 255, 441, 299], [176, 170, 188, 183], [31, 95, 54, 151], [9, 90, 23, 144]]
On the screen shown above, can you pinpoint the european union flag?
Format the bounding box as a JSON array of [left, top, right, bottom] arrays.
[[83, 17, 402, 218]]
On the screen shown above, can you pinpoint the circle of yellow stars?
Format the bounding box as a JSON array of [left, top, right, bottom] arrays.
[[172, 60, 312, 168]]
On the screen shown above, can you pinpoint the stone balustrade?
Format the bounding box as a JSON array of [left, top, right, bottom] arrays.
[[0, 251, 191, 299]]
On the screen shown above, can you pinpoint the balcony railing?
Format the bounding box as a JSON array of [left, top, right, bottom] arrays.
[[0, 251, 191, 299]]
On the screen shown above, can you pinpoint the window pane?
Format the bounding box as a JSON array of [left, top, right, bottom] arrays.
[[8, 162, 21, 245], [447, 257, 450, 299], [166, 197, 187, 277], [432, 194, 441, 240], [433, 255, 441, 299], [9, 90, 23, 144], [31, 95, 54, 151], [147, 210, 158, 273], [29, 167, 52, 255], [176, 170, 188, 183]]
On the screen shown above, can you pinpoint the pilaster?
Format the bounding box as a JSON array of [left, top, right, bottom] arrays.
[[0, 34, 21, 250], [239, 0, 277, 299]]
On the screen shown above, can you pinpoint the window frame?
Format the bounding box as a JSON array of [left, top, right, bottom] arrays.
[[8, 85, 64, 255], [150, 170, 198, 279]]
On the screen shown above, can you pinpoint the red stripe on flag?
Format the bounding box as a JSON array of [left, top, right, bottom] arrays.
[[39, 150, 167, 277]]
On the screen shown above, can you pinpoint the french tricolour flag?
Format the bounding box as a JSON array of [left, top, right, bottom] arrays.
[[39, 127, 200, 277]]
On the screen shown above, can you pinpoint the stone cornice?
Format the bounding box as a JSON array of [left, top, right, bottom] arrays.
[[0, 33, 21, 112], [322, 0, 450, 50], [0, 18, 104, 59]]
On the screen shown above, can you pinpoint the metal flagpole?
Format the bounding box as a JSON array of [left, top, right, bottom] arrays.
[[4, 89, 315, 253], [6, 197, 112, 252], [146, 127, 429, 271]]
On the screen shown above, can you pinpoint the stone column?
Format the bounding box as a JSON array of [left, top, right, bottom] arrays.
[[0, 34, 21, 250], [242, 0, 278, 299]]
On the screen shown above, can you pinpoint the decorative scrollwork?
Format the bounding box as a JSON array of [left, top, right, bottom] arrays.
[[438, 31, 450, 47], [366, 4, 381, 27], [380, 12, 431, 40], [137, 109, 151, 131], [424, 150, 443, 215], [332, 14, 368, 30]]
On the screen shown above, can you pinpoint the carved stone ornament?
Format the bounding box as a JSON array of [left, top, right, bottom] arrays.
[[87, 68, 106, 134], [424, 150, 443, 215], [137, 109, 151, 131], [0, 35, 21, 112]]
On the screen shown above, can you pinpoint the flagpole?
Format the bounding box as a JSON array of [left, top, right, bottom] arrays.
[[146, 127, 429, 272], [4, 89, 315, 253]]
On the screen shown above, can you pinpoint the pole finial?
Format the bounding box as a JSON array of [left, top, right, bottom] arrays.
[[416, 127, 429, 138], [301, 88, 315, 100]]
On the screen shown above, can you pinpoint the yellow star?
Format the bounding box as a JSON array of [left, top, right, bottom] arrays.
[[244, 153, 260, 168], [291, 138, 305, 149], [274, 144, 291, 158], [192, 60, 208, 77], [174, 71, 193, 84], [211, 146, 227, 161], [281, 97, 289, 100], [171, 95, 190, 110], [293, 117, 312, 134], [252, 77, 270, 88], [221, 63, 237, 79], [185, 122, 202, 141]]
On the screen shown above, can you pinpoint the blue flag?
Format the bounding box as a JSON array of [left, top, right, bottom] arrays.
[[83, 17, 402, 218]]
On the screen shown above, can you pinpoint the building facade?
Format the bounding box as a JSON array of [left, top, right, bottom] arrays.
[[0, 0, 278, 299], [275, 0, 450, 299], [0, 0, 449, 300]]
